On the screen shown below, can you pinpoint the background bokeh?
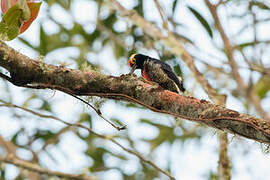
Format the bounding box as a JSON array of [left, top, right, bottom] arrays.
[[1, 0, 270, 179]]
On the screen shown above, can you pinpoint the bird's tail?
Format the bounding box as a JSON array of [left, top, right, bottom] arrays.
[[178, 82, 186, 92], [176, 77, 185, 93]]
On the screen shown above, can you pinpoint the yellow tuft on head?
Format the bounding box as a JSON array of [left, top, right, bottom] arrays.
[[128, 53, 137, 67]]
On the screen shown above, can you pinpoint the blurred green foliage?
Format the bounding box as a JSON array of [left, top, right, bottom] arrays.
[[0, 0, 270, 179]]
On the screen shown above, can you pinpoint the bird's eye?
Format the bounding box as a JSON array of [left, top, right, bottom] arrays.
[[131, 58, 135, 64]]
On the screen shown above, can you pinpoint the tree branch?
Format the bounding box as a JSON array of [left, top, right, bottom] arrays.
[[0, 135, 42, 180], [0, 101, 175, 180], [101, 1, 232, 176], [107, 2, 232, 177], [218, 132, 231, 180], [0, 155, 94, 180], [108, 0, 226, 104], [153, 0, 169, 30], [0, 41, 270, 144], [205, 0, 270, 121]]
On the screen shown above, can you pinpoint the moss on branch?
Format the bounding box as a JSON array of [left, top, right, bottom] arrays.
[[0, 41, 270, 144]]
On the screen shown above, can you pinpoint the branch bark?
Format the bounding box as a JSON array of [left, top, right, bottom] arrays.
[[108, 1, 232, 178], [205, 0, 270, 121], [108, 0, 226, 104], [0, 41, 270, 144]]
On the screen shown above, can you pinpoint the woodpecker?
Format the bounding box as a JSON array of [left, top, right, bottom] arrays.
[[128, 53, 185, 94]]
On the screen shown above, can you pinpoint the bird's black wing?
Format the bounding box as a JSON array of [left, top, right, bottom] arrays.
[[162, 68, 185, 92], [155, 60, 185, 93], [145, 57, 185, 93]]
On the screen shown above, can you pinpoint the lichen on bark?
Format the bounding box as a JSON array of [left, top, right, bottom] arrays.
[[1, 41, 270, 144]]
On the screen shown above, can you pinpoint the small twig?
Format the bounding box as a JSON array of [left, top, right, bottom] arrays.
[[0, 72, 13, 82], [109, 0, 226, 103], [64, 91, 127, 131], [0, 155, 93, 180], [0, 135, 16, 155], [41, 126, 71, 150], [0, 135, 42, 179], [218, 132, 231, 180], [0, 102, 175, 180], [205, 0, 270, 121], [0, 72, 126, 131], [154, 0, 169, 30]]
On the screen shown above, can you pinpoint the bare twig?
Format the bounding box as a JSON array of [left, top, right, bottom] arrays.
[[108, 0, 226, 104], [0, 102, 175, 180], [0, 135, 16, 155], [205, 0, 246, 90], [153, 0, 169, 30], [215, 93, 231, 180], [205, 0, 270, 121], [0, 155, 94, 180], [0, 73, 126, 131], [41, 126, 71, 150], [218, 132, 231, 180], [65, 92, 126, 131], [107, 1, 231, 179], [0, 135, 41, 180]]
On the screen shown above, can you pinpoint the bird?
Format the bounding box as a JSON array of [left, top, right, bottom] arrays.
[[128, 53, 185, 94]]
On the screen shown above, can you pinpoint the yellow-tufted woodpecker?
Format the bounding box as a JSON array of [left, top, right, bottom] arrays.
[[128, 53, 185, 94]]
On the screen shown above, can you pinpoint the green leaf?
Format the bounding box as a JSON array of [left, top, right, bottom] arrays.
[[87, 147, 107, 171], [40, 100, 52, 112], [254, 76, 270, 99], [236, 40, 270, 50], [0, 4, 22, 41], [11, 129, 23, 144], [57, 0, 71, 9], [235, 41, 255, 50], [125, 103, 144, 109], [135, 0, 144, 17], [173, 64, 183, 76], [0, 0, 33, 40], [172, 0, 178, 14], [18, 37, 36, 50], [17, 0, 30, 21], [110, 118, 125, 127], [103, 14, 116, 29], [173, 32, 194, 44], [39, 25, 48, 55], [20, 2, 42, 34], [250, 2, 270, 10], [113, 44, 125, 59], [34, 130, 55, 142], [79, 112, 91, 122], [22, 94, 37, 108], [79, 112, 92, 128], [188, 6, 213, 38], [140, 119, 175, 151]]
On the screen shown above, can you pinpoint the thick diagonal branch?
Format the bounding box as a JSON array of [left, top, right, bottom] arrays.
[[108, 1, 231, 177], [0, 41, 270, 144]]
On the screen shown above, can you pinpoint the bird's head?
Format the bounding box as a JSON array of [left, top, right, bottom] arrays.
[[128, 53, 147, 74], [128, 53, 137, 68]]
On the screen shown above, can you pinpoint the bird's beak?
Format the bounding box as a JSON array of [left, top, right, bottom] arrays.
[[129, 64, 137, 74]]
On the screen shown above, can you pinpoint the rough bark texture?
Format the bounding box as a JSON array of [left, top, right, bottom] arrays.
[[0, 41, 270, 143]]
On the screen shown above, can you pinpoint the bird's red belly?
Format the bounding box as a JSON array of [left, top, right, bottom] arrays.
[[142, 68, 152, 81]]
